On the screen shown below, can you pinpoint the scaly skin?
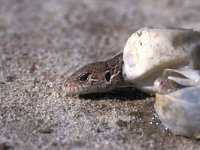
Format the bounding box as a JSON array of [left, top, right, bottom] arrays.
[[65, 53, 128, 95]]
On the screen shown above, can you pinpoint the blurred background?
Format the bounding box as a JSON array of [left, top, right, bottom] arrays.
[[0, 0, 200, 149], [0, 0, 199, 63]]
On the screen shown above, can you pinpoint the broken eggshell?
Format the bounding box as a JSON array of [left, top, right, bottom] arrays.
[[123, 26, 200, 93], [154, 69, 200, 139]]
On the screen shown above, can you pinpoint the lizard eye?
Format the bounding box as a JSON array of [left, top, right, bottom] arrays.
[[80, 73, 90, 82]]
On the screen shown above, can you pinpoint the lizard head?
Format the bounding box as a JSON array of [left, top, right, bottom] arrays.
[[65, 53, 124, 95]]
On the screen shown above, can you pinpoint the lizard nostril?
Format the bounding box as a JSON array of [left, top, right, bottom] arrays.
[[65, 83, 68, 87]]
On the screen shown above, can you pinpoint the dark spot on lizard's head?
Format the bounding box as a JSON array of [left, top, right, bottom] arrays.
[[105, 71, 111, 82]]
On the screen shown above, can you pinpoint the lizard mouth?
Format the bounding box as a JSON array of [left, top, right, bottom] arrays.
[[64, 72, 124, 95], [64, 82, 84, 95], [64, 77, 120, 95]]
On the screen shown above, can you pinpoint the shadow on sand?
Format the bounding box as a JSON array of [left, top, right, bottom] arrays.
[[79, 87, 151, 101]]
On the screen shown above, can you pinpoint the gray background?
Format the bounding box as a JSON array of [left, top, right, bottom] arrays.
[[0, 0, 200, 149]]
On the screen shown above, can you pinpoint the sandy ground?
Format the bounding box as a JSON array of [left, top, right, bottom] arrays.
[[0, 0, 200, 149]]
